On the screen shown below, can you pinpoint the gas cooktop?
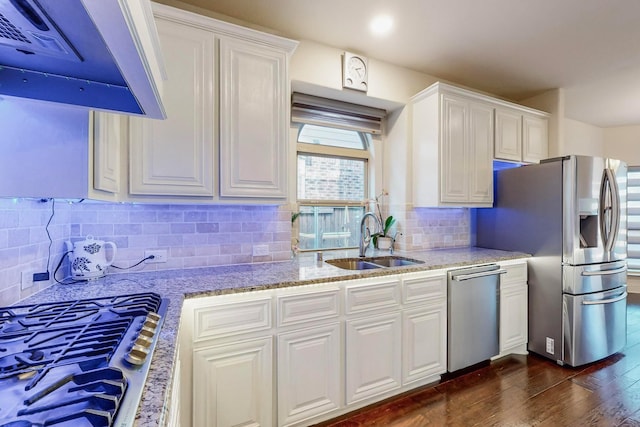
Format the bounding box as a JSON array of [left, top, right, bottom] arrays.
[[0, 292, 167, 427]]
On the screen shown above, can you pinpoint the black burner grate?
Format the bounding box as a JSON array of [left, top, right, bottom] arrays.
[[0, 292, 164, 427]]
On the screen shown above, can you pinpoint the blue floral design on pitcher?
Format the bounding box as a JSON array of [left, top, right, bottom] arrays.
[[84, 243, 101, 255]]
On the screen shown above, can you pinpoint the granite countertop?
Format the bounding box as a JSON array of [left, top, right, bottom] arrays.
[[16, 246, 529, 426]]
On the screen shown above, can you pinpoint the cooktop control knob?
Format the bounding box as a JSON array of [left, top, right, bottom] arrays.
[[125, 347, 149, 366], [125, 311, 163, 365]]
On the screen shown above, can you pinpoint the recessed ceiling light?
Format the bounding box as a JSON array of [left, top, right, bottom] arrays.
[[369, 14, 393, 36]]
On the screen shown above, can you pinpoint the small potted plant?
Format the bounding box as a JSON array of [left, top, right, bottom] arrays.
[[370, 190, 397, 250], [372, 215, 396, 250]]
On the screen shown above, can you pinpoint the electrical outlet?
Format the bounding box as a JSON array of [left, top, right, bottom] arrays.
[[546, 337, 554, 354], [145, 249, 168, 263], [21, 271, 34, 290], [252, 245, 269, 257]]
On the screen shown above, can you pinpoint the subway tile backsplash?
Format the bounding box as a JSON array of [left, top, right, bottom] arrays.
[[0, 198, 471, 306], [393, 206, 471, 251]]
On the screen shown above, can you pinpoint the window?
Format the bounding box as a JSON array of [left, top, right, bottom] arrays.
[[628, 166, 640, 274], [296, 125, 368, 250], [291, 93, 386, 251]]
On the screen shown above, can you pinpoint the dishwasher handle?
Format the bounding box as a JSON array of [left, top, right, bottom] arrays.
[[451, 269, 507, 281]]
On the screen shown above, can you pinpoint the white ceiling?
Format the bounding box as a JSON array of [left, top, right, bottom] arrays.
[[178, 0, 640, 128]]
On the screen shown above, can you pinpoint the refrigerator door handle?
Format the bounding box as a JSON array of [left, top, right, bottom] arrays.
[[451, 270, 507, 281], [581, 291, 627, 306], [599, 168, 620, 253], [581, 265, 627, 276]]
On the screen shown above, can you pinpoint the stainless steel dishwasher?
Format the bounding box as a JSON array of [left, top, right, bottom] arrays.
[[447, 264, 506, 372]]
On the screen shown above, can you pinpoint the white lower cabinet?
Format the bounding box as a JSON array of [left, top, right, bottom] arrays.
[[500, 286, 528, 352], [181, 262, 527, 426], [193, 336, 273, 427], [345, 312, 402, 404], [184, 290, 275, 427], [402, 301, 447, 384], [277, 323, 341, 426], [497, 260, 529, 356]]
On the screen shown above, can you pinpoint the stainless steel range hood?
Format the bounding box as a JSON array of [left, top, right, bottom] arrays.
[[0, 0, 166, 118]]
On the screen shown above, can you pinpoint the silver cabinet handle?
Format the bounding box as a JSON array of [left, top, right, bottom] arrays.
[[582, 291, 627, 305], [451, 269, 507, 281], [581, 266, 627, 276]]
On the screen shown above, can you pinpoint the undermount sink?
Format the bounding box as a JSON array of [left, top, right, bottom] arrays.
[[325, 256, 425, 270], [325, 259, 383, 270], [367, 256, 425, 267]]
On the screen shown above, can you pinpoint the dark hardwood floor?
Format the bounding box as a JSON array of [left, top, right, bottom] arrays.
[[317, 293, 640, 427]]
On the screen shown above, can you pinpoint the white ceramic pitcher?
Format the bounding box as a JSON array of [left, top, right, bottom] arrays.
[[66, 235, 117, 280]]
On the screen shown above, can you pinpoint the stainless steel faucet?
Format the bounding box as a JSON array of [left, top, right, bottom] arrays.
[[359, 211, 383, 257]]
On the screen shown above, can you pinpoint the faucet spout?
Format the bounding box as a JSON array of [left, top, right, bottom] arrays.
[[359, 211, 383, 257]]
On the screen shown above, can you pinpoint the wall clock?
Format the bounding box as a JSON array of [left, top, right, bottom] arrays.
[[343, 52, 368, 92]]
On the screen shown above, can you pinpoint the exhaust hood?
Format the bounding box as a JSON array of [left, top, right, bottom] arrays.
[[0, 0, 166, 118]]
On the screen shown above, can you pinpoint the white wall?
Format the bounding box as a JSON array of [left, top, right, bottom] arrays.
[[563, 118, 604, 157], [604, 126, 640, 165], [290, 39, 438, 110], [521, 89, 608, 158], [384, 107, 411, 208]]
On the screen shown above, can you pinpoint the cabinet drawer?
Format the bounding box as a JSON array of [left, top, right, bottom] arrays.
[[500, 261, 528, 287], [345, 278, 401, 315], [402, 273, 446, 305], [193, 297, 272, 341], [277, 288, 340, 327]]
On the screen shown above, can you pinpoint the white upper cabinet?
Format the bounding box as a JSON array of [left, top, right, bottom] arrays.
[[494, 107, 522, 162], [92, 112, 123, 196], [494, 106, 548, 164], [129, 14, 215, 196], [411, 82, 549, 207], [219, 37, 289, 198], [101, 3, 297, 203], [412, 84, 494, 207], [522, 114, 549, 163]]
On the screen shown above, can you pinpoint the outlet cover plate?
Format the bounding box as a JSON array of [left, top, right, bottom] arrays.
[[21, 271, 34, 290]]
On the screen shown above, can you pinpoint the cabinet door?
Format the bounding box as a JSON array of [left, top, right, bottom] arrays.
[[92, 112, 122, 194], [129, 17, 215, 196], [440, 95, 468, 203], [219, 37, 288, 198], [346, 312, 402, 404], [522, 115, 548, 163], [402, 302, 447, 385], [494, 108, 522, 162], [277, 323, 341, 426], [467, 102, 494, 204], [500, 285, 528, 353], [193, 337, 272, 427]]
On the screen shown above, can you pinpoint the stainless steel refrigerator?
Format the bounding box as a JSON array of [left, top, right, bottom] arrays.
[[476, 155, 627, 366]]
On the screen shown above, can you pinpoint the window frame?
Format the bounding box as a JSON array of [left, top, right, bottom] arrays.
[[295, 124, 373, 251]]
